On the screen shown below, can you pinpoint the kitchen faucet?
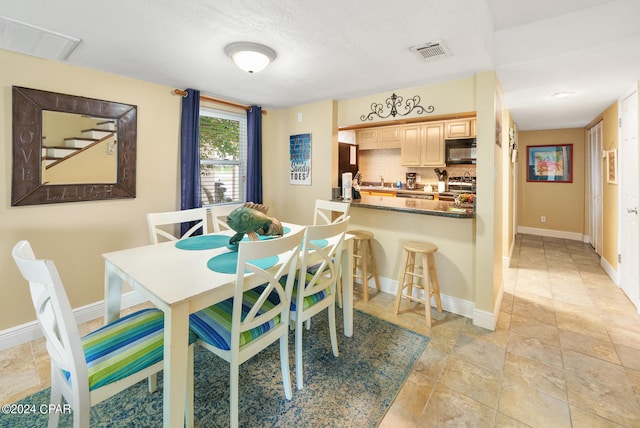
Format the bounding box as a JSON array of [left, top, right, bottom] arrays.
[[380, 176, 385, 187]]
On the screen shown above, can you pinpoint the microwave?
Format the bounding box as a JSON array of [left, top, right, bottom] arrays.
[[445, 138, 476, 165]]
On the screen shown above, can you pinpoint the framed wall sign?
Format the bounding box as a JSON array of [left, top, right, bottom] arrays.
[[526, 144, 573, 183], [606, 149, 617, 184], [289, 133, 311, 185]]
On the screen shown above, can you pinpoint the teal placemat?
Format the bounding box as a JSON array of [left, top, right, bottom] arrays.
[[310, 239, 328, 248], [175, 235, 230, 250], [175, 227, 292, 251], [207, 252, 278, 274]]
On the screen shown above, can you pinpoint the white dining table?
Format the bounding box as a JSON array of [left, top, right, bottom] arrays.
[[102, 223, 354, 428]]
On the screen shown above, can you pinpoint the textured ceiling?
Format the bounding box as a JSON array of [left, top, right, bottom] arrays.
[[1, 0, 638, 130]]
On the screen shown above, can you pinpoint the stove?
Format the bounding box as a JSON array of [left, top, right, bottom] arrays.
[[447, 176, 476, 194]]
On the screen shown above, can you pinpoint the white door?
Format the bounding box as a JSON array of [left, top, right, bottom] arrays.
[[620, 88, 640, 310], [588, 122, 603, 254]]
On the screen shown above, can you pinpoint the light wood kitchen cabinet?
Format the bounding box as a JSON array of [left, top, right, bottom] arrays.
[[401, 122, 445, 167], [445, 118, 476, 139], [357, 126, 401, 150], [361, 189, 396, 197]]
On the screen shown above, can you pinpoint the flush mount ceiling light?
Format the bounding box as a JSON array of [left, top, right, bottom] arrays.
[[551, 91, 575, 99], [224, 42, 276, 73]]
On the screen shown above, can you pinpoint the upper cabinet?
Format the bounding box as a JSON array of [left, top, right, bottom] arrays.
[[445, 118, 476, 139], [357, 125, 401, 150], [354, 115, 475, 166], [400, 122, 445, 167]]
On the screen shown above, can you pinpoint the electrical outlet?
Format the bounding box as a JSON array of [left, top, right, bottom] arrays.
[[540, 216, 546, 223]]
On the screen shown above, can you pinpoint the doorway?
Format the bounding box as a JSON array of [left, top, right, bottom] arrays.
[[338, 142, 359, 187], [620, 88, 640, 311]]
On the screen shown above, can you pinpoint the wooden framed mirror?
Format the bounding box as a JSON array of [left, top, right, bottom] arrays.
[[11, 86, 137, 206]]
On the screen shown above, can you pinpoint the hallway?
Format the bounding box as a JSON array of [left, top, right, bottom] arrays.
[[363, 234, 640, 427]]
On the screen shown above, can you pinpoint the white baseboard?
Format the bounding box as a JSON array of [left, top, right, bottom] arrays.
[[502, 236, 516, 268], [600, 256, 619, 286], [0, 291, 148, 352], [517, 226, 584, 242], [473, 308, 497, 331], [375, 276, 475, 319], [378, 275, 501, 332], [473, 280, 504, 331]]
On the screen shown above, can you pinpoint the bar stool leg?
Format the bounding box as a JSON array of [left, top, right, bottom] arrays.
[[361, 238, 370, 303], [394, 249, 409, 314], [406, 251, 415, 297], [421, 252, 431, 326], [366, 238, 381, 292], [428, 252, 443, 312]]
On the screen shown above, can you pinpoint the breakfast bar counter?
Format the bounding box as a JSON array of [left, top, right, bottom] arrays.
[[336, 193, 476, 320], [339, 195, 475, 218]]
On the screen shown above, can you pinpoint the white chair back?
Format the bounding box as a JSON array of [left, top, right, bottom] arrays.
[[313, 199, 350, 225], [233, 228, 305, 347], [190, 228, 305, 428], [146, 207, 208, 243], [12, 241, 89, 421], [292, 217, 350, 389], [210, 203, 244, 232]]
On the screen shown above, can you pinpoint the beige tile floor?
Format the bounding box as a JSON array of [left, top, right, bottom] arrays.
[[371, 234, 640, 427], [2, 234, 640, 427]]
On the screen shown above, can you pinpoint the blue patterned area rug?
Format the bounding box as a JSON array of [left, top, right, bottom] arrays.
[[1, 309, 428, 428]]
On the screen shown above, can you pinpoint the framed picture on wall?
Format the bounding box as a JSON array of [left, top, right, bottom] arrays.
[[289, 133, 312, 185], [526, 144, 573, 183], [606, 149, 617, 184]]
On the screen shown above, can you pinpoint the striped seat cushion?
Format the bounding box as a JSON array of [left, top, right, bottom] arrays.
[[189, 289, 281, 351], [68, 308, 169, 390], [280, 264, 329, 313]]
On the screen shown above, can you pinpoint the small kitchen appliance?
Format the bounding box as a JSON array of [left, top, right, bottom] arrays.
[[445, 138, 477, 165], [342, 172, 352, 200], [447, 175, 477, 194], [405, 172, 417, 190]]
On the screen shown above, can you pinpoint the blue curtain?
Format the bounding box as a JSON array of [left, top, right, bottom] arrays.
[[246, 106, 263, 203], [180, 88, 202, 236]]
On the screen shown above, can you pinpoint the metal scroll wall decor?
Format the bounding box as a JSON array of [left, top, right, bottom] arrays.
[[360, 93, 434, 121]]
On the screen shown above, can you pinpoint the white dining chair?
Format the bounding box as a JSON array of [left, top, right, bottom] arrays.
[[209, 202, 244, 232], [313, 199, 350, 308], [146, 207, 209, 244], [289, 217, 350, 390], [188, 228, 305, 428], [11, 240, 195, 428], [313, 199, 350, 225]]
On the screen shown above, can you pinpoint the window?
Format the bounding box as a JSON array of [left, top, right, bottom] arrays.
[[199, 108, 247, 206]]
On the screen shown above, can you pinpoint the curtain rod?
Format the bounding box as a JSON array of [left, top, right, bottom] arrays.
[[173, 89, 267, 115]]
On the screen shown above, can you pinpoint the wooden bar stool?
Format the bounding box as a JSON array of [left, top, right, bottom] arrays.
[[349, 230, 380, 303], [394, 241, 443, 326]]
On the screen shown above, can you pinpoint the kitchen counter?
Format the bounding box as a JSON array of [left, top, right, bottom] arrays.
[[359, 185, 449, 199], [339, 194, 474, 218]]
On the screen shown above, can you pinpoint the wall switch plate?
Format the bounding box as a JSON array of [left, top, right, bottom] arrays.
[[541, 216, 546, 223]]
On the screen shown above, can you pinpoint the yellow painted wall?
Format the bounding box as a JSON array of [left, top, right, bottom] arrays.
[[474, 71, 501, 315], [338, 76, 476, 127], [517, 128, 586, 235], [262, 100, 337, 225], [601, 102, 619, 269], [1, 49, 182, 329]]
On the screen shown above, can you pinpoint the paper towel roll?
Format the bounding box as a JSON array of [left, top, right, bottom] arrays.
[[342, 172, 352, 200]]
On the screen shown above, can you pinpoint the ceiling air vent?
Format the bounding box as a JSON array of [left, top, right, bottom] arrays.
[[410, 40, 451, 61], [0, 15, 80, 61]]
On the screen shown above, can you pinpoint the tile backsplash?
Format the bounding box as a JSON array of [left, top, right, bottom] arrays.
[[358, 149, 476, 186]]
